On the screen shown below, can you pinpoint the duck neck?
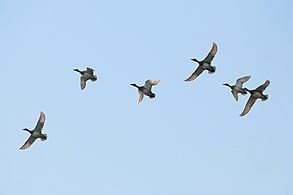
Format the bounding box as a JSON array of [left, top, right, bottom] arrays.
[[223, 83, 233, 89], [23, 128, 33, 134], [73, 69, 83, 75], [191, 58, 200, 64], [130, 83, 139, 88]]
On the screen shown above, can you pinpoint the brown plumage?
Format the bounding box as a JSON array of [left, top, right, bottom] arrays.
[[185, 42, 218, 82], [19, 112, 47, 150], [73, 67, 97, 90], [223, 76, 251, 101], [240, 80, 270, 116], [130, 79, 160, 103]]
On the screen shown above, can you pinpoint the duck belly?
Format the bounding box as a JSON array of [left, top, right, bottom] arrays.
[[202, 62, 211, 69], [253, 92, 265, 99], [139, 88, 155, 98], [32, 131, 42, 138], [235, 87, 246, 94]]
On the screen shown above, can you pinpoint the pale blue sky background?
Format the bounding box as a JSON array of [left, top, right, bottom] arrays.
[[0, 0, 292, 194]]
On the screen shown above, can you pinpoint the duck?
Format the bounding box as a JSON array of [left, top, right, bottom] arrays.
[[73, 67, 97, 90], [130, 79, 160, 103], [185, 42, 218, 82], [223, 76, 251, 101], [240, 80, 270, 116], [19, 112, 47, 150]]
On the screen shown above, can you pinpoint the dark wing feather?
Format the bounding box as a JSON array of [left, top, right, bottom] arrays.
[[35, 112, 46, 132], [240, 95, 257, 116], [184, 66, 204, 82], [256, 80, 270, 92], [19, 135, 36, 150], [203, 42, 218, 63]]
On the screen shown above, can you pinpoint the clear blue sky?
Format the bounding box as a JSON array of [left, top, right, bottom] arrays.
[[0, 0, 292, 194]]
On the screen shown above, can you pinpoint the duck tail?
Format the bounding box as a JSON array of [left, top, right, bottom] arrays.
[[208, 66, 216, 74], [90, 76, 97, 82], [262, 94, 269, 101], [41, 134, 48, 141]]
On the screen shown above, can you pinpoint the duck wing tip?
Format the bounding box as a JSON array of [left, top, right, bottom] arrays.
[[19, 136, 36, 150]]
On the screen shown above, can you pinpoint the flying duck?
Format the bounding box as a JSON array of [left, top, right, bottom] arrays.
[[223, 76, 251, 101], [130, 79, 160, 103], [19, 112, 47, 150], [185, 42, 218, 82], [240, 80, 270, 116], [73, 67, 97, 90]]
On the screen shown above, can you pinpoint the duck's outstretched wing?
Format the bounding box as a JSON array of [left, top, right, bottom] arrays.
[[80, 76, 88, 90], [86, 67, 95, 75], [203, 42, 218, 63], [235, 76, 251, 88], [19, 135, 36, 150], [184, 66, 204, 82], [232, 90, 239, 101], [35, 112, 46, 132], [256, 80, 270, 92], [144, 80, 160, 90], [138, 91, 144, 104], [240, 95, 257, 116]]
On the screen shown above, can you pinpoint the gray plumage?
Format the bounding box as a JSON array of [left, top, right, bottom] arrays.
[[73, 67, 97, 90], [223, 76, 251, 101], [130, 79, 160, 103], [185, 42, 218, 82], [19, 112, 47, 150], [240, 80, 270, 116]]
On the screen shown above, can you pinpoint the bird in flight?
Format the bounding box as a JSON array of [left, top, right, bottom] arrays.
[[185, 42, 218, 82], [240, 80, 270, 116], [19, 112, 47, 150], [223, 76, 251, 101], [73, 67, 97, 90], [130, 79, 160, 103]]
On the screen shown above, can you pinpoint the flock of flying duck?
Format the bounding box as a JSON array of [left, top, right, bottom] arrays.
[[19, 42, 270, 150]]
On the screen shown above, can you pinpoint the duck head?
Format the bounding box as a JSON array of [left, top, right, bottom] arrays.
[[73, 69, 82, 74], [191, 58, 200, 63], [22, 128, 32, 134], [130, 83, 138, 88], [223, 83, 232, 89]]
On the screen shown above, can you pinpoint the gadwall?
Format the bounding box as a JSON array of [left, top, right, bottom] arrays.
[[240, 80, 270, 116], [130, 79, 160, 103], [73, 67, 97, 90], [223, 76, 251, 101], [19, 112, 47, 150], [185, 42, 218, 81]]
